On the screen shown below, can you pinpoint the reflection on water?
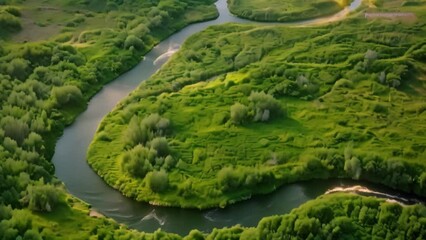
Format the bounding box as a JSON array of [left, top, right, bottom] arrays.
[[52, 0, 372, 236]]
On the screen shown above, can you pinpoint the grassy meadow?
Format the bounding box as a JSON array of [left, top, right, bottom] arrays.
[[88, 0, 426, 210], [227, 0, 350, 22]]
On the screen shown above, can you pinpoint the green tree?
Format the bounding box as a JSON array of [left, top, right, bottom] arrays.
[[344, 156, 361, 179], [51, 85, 83, 107], [26, 184, 61, 212], [230, 102, 248, 125], [150, 137, 170, 157], [147, 170, 168, 192], [121, 145, 153, 178], [124, 35, 144, 50], [6, 58, 29, 80], [248, 91, 281, 121]]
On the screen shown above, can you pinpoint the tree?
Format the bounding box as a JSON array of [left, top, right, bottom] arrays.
[[149, 137, 170, 157], [124, 116, 148, 148], [217, 166, 243, 191], [51, 85, 83, 107], [124, 35, 144, 50], [164, 155, 176, 169], [364, 49, 378, 70], [6, 58, 29, 80], [248, 91, 281, 122], [344, 156, 361, 179], [121, 145, 153, 178], [230, 102, 248, 125], [147, 170, 168, 192], [2, 117, 29, 145], [26, 184, 61, 212]]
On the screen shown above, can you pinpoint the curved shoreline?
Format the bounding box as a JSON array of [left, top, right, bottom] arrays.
[[325, 186, 425, 206]]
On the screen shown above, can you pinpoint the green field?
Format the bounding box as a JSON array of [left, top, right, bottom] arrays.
[[227, 0, 350, 22], [88, 1, 426, 209]]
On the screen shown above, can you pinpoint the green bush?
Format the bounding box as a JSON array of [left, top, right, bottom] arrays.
[[149, 137, 170, 157], [51, 85, 83, 107], [147, 170, 168, 193], [26, 184, 61, 212], [121, 145, 153, 178], [230, 102, 248, 125], [124, 35, 144, 50]]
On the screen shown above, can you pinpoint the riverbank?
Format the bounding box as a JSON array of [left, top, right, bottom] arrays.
[[227, 0, 353, 22]]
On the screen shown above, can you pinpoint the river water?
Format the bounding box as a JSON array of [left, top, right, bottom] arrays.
[[50, 0, 404, 236]]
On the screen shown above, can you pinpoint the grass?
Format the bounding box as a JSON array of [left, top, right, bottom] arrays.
[[227, 0, 350, 22], [88, 0, 426, 209]]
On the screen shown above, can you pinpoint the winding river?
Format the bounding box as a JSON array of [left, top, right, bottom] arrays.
[[50, 0, 420, 236]]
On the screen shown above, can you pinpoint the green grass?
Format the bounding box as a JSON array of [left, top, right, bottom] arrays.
[[88, 1, 426, 209], [227, 0, 350, 22]]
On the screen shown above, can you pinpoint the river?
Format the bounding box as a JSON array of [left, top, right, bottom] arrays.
[[50, 0, 407, 236]]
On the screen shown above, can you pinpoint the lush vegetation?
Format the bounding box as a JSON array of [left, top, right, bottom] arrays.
[[0, 0, 218, 238], [203, 193, 426, 239], [89, 0, 426, 209], [1, 0, 425, 238], [227, 0, 351, 22]]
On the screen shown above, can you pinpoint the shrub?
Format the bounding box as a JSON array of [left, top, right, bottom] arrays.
[[149, 137, 170, 157], [344, 156, 361, 179], [26, 184, 61, 212], [230, 102, 248, 125], [6, 58, 29, 80], [248, 91, 281, 121], [2, 117, 29, 145], [147, 170, 168, 192], [217, 166, 243, 191], [51, 85, 83, 107], [121, 145, 153, 178], [124, 116, 149, 148], [0, 10, 21, 32], [124, 35, 144, 50]]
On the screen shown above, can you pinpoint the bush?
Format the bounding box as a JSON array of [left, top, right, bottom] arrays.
[[124, 116, 149, 148], [248, 91, 281, 121], [344, 156, 361, 179], [2, 117, 29, 145], [230, 102, 248, 125], [6, 58, 29, 80], [217, 166, 243, 191], [51, 85, 83, 107], [121, 145, 153, 178], [124, 35, 144, 50], [147, 170, 168, 192], [149, 137, 170, 157], [0, 10, 21, 32], [26, 184, 61, 212]]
